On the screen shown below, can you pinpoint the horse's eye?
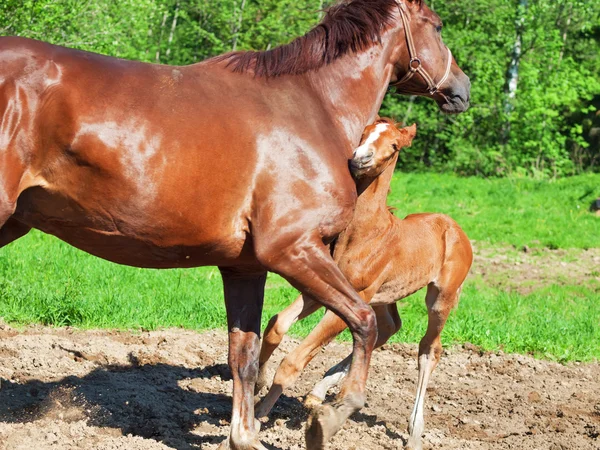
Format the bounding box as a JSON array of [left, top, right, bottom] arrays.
[[436, 25, 443, 33]]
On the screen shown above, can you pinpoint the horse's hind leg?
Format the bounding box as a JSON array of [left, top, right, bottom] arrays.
[[219, 267, 268, 450], [307, 304, 402, 406], [0, 217, 31, 248], [407, 283, 461, 450], [256, 293, 321, 394], [0, 193, 31, 249]]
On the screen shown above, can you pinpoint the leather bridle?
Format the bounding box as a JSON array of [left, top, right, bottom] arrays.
[[391, 1, 453, 96]]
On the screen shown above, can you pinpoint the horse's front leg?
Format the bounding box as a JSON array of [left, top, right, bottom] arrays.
[[306, 304, 402, 407], [219, 267, 268, 450], [254, 233, 377, 450]]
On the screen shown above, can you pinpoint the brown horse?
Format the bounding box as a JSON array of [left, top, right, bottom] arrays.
[[0, 0, 469, 448], [256, 119, 473, 450]]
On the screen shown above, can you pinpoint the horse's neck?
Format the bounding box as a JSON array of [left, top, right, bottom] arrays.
[[307, 29, 400, 152]]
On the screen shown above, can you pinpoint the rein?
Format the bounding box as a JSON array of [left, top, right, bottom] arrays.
[[391, 1, 452, 95]]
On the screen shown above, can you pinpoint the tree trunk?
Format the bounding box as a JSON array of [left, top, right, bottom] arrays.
[[165, 1, 180, 61], [558, 2, 573, 65], [505, 0, 528, 110], [502, 0, 528, 143], [155, 11, 168, 63], [231, 0, 247, 51]]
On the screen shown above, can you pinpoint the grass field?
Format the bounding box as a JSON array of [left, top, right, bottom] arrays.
[[1, 173, 599, 362], [388, 172, 599, 249]]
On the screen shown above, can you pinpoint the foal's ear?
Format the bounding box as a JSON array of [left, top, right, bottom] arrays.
[[397, 123, 417, 147]]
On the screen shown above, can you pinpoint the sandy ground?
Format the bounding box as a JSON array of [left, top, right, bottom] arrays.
[[1, 245, 598, 449], [0, 324, 598, 450]]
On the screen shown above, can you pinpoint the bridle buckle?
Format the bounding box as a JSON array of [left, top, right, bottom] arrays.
[[409, 57, 421, 71]]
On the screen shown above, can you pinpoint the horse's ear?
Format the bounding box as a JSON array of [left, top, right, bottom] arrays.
[[405, 0, 423, 10], [397, 123, 417, 147]]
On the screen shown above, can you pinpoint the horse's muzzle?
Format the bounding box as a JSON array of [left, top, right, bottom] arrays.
[[437, 73, 471, 114]]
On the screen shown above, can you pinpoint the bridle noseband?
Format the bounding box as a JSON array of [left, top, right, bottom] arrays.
[[391, 1, 453, 96]]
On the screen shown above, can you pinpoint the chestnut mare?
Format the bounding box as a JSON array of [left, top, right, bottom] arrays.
[[0, 0, 469, 448], [256, 119, 473, 450]]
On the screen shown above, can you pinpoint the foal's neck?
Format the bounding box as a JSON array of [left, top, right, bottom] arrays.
[[352, 154, 399, 226]]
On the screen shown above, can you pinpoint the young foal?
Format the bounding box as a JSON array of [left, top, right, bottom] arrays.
[[255, 119, 473, 450]]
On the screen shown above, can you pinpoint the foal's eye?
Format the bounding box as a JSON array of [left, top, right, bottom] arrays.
[[436, 25, 443, 33]]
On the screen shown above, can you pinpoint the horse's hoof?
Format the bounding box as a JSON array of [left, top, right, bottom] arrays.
[[304, 393, 324, 409], [305, 404, 338, 450]]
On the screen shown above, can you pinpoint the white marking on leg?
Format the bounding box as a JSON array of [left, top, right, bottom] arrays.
[[353, 123, 389, 160], [310, 355, 351, 401], [408, 353, 435, 450]]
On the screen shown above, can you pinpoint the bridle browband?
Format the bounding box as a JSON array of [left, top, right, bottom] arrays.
[[391, 1, 453, 96]]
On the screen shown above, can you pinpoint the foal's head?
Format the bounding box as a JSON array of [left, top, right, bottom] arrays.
[[351, 118, 416, 179]]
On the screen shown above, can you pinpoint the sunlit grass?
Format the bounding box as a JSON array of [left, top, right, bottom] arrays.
[[388, 172, 599, 249]]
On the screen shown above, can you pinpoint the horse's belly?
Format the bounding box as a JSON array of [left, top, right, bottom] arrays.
[[12, 187, 253, 268]]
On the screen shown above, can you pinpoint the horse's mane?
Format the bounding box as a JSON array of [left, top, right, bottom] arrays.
[[211, 0, 400, 77]]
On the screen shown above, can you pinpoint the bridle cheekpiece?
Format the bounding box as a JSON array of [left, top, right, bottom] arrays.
[[391, 0, 453, 96]]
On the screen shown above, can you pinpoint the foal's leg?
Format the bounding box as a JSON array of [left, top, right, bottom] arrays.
[[255, 308, 348, 418], [407, 283, 460, 450], [219, 268, 268, 450], [256, 237, 376, 449], [307, 304, 402, 406], [256, 293, 321, 394]]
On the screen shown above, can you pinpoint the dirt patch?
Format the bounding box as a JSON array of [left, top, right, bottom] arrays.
[[0, 324, 598, 449], [470, 244, 600, 294]]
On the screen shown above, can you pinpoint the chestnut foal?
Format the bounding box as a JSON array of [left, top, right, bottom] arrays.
[[255, 119, 473, 450]]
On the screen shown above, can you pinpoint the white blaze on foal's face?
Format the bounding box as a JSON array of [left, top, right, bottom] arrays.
[[352, 122, 390, 163], [351, 120, 417, 178]]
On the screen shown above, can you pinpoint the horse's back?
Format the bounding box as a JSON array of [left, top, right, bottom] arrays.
[[0, 37, 355, 269]]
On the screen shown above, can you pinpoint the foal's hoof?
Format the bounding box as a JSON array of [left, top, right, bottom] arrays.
[[305, 404, 339, 450], [406, 438, 423, 450], [217, 438, 268, 450], [255, 366, 270, 396], [304, 393, 324, 409]]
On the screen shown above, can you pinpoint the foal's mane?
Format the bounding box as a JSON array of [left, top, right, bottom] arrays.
[[211, 0, 400, 77]]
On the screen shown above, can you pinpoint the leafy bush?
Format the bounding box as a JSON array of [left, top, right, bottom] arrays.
[[1, 0, 598, 177]]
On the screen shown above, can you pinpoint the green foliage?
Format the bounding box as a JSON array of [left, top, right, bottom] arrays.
[[1, 0, 599, 177], [382, 0, 600, 177]]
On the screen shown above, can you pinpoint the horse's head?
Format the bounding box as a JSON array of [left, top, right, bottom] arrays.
[[351, 118, 416, 178], [389, 0, 470, 114]]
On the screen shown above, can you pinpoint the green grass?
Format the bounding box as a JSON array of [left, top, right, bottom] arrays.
[[388, 172, 600, 249], [387, 281, 600, 363], [1, 173, 599, 362]]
